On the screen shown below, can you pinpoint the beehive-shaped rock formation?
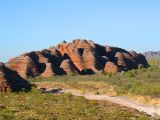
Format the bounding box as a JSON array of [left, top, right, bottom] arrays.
[[60, 59, 80, 75], [0, 62, 30, 92], [6, 39, 149, 78]]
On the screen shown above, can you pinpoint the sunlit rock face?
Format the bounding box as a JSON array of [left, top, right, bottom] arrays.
[[60, 59, 80, 75], [104, 61, 120, 74], [0, 62, 30, 92], [41, 63, 55, 77], [6, 39, 149, 78]]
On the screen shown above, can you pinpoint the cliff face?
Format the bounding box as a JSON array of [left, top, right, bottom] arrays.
[[0, 62, 30, 92], [6, 39, 149, 78]]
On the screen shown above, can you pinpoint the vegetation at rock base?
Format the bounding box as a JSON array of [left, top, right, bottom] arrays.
[[0, 88, 152, 120], [31, 59, 160, 99], [0, 59, 159, 120]]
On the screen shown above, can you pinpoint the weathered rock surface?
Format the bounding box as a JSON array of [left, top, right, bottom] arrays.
[[104, 61, 120, 74], [6, 39, 149, 77], [7, 55, 40, 78], [41, 63, 55, 77], [57, 42, 85, 71], [60, 59, 80, 75], [0, 62, 30, 92]]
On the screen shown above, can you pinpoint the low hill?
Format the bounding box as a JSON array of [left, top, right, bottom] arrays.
[[144, 51, 160, 58], [6, 39, 149, 78]]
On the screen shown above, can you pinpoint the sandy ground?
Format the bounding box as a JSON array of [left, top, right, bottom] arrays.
[[36, 81, 160, 118], [60, 89, 160, 118]]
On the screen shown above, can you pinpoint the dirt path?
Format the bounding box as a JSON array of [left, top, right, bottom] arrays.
[[60, 89, 160, 118]]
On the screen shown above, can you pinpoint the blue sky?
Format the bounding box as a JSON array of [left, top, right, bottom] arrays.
[[0, 0, 160, 62]]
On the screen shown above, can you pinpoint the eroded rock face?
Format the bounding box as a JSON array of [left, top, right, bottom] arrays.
[[82, 48, 100, 73], [0, 62, 30, 92], [7, 56, 40, 78], [115, 52, 126, 67], [6, 39, 149, 77], [41, 63, 55, 77], [104, 61, 120, 74], [60, 59, 80, 75]]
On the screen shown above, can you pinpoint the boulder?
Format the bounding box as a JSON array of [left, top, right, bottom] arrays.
[[58, 40, 100, 73], [72, 39, 95, 49], [41, 63, 55, 77], [7, 56, 40, 78], [49, 47, 62, 57], [48, 46, 63, 65], [36, 51, 50, 64], [129, 51, 139, 59], [115, 52, 127, 67], [0, 62, 30, 92], [82, 48, 100, 73], [123, 53, 137, 69], [130, 51, 149, 67], [57, 43, 85, 71], [106, 46, 113, 53], [104, 61, 120, 74], [60, 59, 79, 75]]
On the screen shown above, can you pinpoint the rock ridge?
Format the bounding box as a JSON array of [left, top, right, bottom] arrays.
[[6, 39, 149, 78]]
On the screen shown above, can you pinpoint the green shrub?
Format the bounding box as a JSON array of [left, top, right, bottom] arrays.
[[28, 59, 160, 98], [0, 90, 152, 120]]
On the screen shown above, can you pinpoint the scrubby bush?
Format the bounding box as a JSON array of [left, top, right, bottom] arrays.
[[0, 89, 151, 120], [28, 58, 160, 98]]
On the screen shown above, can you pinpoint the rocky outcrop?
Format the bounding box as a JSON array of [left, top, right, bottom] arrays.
[[6, 39, 149, 77], [104, 61, 120, 74], [57, 43, 85, 71], [7, 55, 40, 78], [60, 59, 80, 75], [0, 62, 30, 92], [41, 63, 55, 77], [57, 40, 102, 73], [115, 52, 126, 67]]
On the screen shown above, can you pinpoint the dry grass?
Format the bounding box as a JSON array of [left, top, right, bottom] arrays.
[[0, 89, 152, 120], [35, 81, 117, 96], [128, 94, 160, 106], [30, 58, 160, 106]]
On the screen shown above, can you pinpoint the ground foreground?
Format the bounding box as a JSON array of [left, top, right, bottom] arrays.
[[32, 60, 160, 105], [0, 89, 153, 120], [0, 59, 159, 120]]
